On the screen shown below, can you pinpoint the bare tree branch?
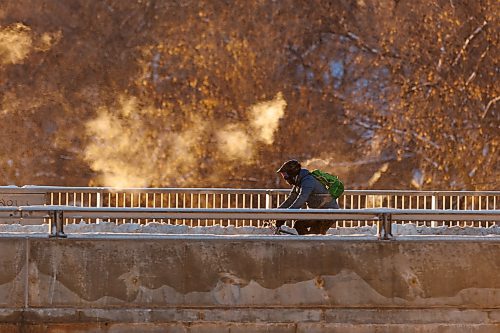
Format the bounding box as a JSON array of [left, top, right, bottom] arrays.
[[481, 96, 500, 119], [346, 31, 380, 55], [392, 129, 441, 149], [465, 46, 489, 86], [452, 20, 487, 66], [321, 30, 400, 59], [350, 116, 442, 150]]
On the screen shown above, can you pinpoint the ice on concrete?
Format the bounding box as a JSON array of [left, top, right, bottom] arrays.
[[0, 223, 48, 233], [0, 221, 499, 236]]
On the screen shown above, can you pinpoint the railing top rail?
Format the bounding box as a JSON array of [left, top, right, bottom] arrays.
[[3, 206, 499, 213], [342, 190, 500, 196], [0, 186, 498, 196]]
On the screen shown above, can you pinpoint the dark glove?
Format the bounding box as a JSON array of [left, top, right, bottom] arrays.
[[273, 220, 285, 234], [275, 220, 285, 228]]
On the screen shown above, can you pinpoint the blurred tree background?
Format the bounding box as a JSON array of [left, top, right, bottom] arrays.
[[0, 0, 498, 189]]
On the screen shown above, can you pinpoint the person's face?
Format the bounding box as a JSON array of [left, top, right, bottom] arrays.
[[280, 171, 295, 185]]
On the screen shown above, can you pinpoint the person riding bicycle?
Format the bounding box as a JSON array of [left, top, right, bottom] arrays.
[[276, 159, 339, 235]]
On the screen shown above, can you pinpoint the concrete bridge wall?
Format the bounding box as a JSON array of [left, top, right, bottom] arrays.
[[0, 235, 499, 332]]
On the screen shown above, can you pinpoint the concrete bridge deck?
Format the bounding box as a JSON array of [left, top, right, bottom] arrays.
[[0, 234, 499, 332]]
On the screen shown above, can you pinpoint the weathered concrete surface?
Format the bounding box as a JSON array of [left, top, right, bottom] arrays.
[[0, 235, 499, 332], [0, 238, 26, 308]]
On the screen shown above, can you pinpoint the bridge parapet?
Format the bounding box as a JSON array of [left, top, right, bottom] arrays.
[[0, 235, 499, 332]]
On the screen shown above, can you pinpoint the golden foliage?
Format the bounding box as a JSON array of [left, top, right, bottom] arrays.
[[0, 0, 497, 189]]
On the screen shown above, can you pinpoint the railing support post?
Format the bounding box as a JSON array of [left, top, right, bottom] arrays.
[[431, 194, 437, 227], [265, 191, 271, 209], [377, 213, 393, 240], [96, 191, 102, 224], [49, 210, 67, 238]]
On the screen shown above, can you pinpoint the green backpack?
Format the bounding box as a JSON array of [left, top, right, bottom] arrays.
[[310, 169, 344, 199]]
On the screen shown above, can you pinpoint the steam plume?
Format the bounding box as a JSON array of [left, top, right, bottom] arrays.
[[85, 93, 286, 187], [84, 96, 206, 188], [217, 92, 287, 160], [0, 23, 32, 65], [0, 23, 61, 66], [249, 92, 286, 144], [217, 124, 253, 161]]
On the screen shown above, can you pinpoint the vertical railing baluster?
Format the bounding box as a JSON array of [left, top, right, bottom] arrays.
[[182, 193, 187, 225], [159, 193, 164, 224], [212, 193, 216, 226], [204, 193, 208, 226], [168, 193, 172, 224], [429, 194, 434, 227], [235, 194, 239, 227], [486, 197, 489, 227], [190, 193, 194, 227], [195, 193, 199, 227], [174, 193, 179, 225], [495, 196, 498, 226], [220, 193, 224, 226], [227, 193, 231, 227], [122, 193, 126, 224]]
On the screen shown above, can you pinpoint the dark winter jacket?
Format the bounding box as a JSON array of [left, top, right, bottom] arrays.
[[278, 169, 339, 209]]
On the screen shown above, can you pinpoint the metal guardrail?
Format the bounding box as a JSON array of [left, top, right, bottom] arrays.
[[0, 206, 499, 239], [0, 187, 499, 228]]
